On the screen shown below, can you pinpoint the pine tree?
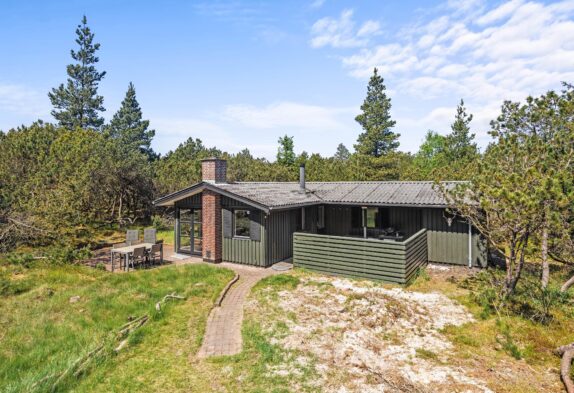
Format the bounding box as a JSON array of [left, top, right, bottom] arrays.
[[277, 135, 295, 166], [354, 68, 399, 157], [48, 15, 106, 130], [334, 143, 350, 160], [446, 99, 477, 161], [106, 82, 156, 159]]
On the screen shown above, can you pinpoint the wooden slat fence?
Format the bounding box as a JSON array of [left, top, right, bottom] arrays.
[[293, 229, 427, 284]]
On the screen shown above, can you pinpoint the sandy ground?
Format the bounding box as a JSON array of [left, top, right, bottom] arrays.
[[247, 273, 493, 393]]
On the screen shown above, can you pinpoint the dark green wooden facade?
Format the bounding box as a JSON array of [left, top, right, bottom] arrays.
[[174, 191, 487, 272], [293, 229, 428, 284]]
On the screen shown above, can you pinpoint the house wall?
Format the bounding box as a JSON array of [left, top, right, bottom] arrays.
[[266, 209, 299, 264], [422, 208, 487, 267], [221, 195, 267, 266]]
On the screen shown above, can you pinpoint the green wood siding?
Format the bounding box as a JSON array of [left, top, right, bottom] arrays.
[[222, 206, 267, 267], [422, 208, 487, 267], [174, 194, 201, 208], [384, 207, 422, 238], [266, 209, 299, 264], [293, 229, 427, 284]]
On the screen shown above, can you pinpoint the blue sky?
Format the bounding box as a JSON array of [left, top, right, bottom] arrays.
[[1, 0, 573, 160]]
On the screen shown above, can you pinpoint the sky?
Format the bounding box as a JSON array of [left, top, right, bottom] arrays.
[[1, 0, 573, 160]]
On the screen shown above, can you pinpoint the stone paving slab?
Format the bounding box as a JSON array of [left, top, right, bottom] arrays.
[[197, 266, 277, 358]]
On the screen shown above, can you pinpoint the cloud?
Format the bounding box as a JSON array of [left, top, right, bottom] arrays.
[[310, 9, 380, 48], [223, 102, 354, 130], [312, 1, 574, 151], [149, 102, 359, 160], [0, 84, 50, 117], [339, 0, 574, 99], [310, 0, 326, 9]]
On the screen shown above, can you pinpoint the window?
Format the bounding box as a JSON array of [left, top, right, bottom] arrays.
[[366, 207, 378, 228], [234, 210, 250, 237], [317, 206, 325, 229]]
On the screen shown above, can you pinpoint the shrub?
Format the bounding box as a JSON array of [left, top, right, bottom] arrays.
[[95, 262, 106, 271], [496, 319, 522, 360], [151, 215, 171, 230], [5, 252, 36, 268], [46, 245, 92, 265]]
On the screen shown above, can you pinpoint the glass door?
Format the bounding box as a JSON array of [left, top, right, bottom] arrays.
[[178, 209, 192, 254], [192, 209, 202, 254]]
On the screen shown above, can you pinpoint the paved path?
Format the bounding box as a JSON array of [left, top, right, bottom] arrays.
[[197, 264, 279, 358]]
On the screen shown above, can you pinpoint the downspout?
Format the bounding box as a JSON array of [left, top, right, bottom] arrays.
[[468, 219, 472, 268], [362, 207, 367, 239]]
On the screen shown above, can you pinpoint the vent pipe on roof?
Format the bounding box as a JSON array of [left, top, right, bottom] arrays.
[[299, 164, 306, 193]]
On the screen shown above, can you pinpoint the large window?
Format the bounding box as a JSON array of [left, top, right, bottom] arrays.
[[234, 210, 251, 237]]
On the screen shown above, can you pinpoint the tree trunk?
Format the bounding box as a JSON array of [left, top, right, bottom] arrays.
[[557, 343, 574, 393], [562, 275, 574, 293], [541, 225, 549, 289], [506, 235, 529, 296]]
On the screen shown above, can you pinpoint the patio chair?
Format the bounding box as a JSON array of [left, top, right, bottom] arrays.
[[143, 228, 157, 244], [126, 230, 140, 246], [148, 243, 163, 266], [129, 246, 147, 270]]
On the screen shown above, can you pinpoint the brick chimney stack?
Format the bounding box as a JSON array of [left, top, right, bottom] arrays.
[[200, 158, 225, 263], [201, 158, 227, 183]]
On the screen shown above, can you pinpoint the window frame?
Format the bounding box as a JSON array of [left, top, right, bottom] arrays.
[[366, 207, 378, 229], [233, 209, 251, 238], [317, 205, 325, 229]]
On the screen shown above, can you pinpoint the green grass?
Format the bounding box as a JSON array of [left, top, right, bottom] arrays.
[[156, 229, 174, 245], [0, 262, 234, 392], [201, 273, 319, 392]]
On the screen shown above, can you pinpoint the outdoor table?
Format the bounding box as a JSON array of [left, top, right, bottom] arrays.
[[110, 243, 154, 272]]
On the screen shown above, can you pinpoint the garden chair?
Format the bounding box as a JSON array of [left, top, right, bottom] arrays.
[[126, 230, 140, 246], [129, 246, 147, 270], [148, 243, 163, 266], [143, 228, 157, 244]]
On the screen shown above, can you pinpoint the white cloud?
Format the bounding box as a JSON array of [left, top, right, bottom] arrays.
[[310, 0, 326, 9], [310, 9, 380, 48], [223, 102, 354, 130], [0, 84, 50, 117], [311, 1, 574, 152]]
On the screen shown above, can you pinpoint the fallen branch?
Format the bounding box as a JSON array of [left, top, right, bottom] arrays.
[[42, 292, 184, 392], [561, 275, 574, 293], [556, 343, 574, 393], [155, 292, 186, 311]]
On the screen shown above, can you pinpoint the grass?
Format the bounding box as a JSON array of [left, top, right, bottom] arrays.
[[408, 263, 574, 393], [0, 261, 234, 392], [193, 273, 320, 392], [3, 251, 572, 393]]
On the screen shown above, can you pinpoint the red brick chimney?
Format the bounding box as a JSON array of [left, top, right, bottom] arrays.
[[201, 158, 225, 263], [201, 158, 227, 183]]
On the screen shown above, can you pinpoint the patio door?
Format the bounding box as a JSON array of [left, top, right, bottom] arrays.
[[192, 209, 202, 254], [177, 208, 202, 255]]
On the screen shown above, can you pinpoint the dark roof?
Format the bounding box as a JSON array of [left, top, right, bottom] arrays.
[[154, 181, 462, 211]]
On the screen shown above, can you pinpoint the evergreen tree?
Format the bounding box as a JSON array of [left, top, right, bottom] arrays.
[[48, 15, 106, 130], [445, 99, 477, 161], [354, 68, 399, 156], [106, 82, 156, 159], [334, 143, 350, 160], [276, 135, 296, 166]]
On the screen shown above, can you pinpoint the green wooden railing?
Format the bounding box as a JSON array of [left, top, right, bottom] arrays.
[[293, 228, 427, 284]]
